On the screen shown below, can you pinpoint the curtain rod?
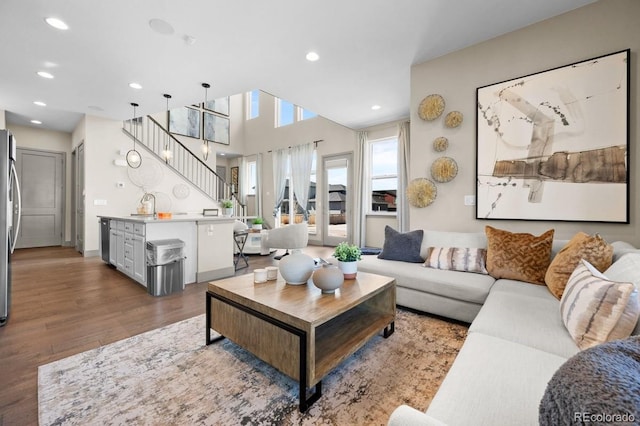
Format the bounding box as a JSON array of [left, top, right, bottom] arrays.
[[267, 139, 323, 153]]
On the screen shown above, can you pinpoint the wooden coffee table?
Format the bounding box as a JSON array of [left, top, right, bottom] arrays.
[[205, 271, 396, 411]]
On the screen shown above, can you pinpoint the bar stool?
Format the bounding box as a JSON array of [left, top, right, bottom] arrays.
[[233, 230, 249, 270]]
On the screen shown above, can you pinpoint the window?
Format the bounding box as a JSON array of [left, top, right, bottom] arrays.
[[369, 138, 398, 213], [277, 99, 295, 127], [246, 161, 257, 195], [247, 90, 259, 119], [275, 97, 317, 127], [300, 108, 317, 120]]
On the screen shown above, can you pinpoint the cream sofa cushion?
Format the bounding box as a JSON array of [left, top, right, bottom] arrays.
[[420, 230, 486, 259], [425, 333, 567, 426], [469, 279, 579, 358]]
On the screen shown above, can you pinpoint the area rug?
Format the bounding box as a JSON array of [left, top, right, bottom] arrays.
[[38, 309, 467, 425]]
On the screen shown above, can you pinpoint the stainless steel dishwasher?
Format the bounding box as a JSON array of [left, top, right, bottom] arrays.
[[100, 218, 110, 263]]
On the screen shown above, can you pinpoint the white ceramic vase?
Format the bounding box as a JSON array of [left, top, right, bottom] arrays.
[[223, 207, 233, 217], [338, 260, 358, 279], [279, 252, 315, 285], [312, 265, 344, 294]]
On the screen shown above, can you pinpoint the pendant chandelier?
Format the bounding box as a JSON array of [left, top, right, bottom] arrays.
[[201, 82, 211, 161], [126, 102, 142, 168], [162, 93, 173, 163]]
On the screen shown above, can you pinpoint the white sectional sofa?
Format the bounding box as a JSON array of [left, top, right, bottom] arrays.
[[357, 229, 640, 426]]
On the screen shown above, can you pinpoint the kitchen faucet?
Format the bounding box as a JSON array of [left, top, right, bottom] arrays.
[[141, 192, 156, 218]]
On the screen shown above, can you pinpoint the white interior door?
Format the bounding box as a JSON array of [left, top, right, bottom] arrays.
[[15, 148, 65, 248]]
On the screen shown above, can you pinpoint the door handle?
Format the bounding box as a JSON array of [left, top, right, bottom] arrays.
[[10, 162, 22, 253]]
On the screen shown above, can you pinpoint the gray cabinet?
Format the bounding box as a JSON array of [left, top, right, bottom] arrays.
[[132, 234, 146, 286], [115, 230, 125, 270], [109, 229, 117, 265], [103, 218, 147, 287]]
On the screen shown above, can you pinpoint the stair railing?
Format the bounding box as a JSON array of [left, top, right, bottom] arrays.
[[122, 115, 245, 216]]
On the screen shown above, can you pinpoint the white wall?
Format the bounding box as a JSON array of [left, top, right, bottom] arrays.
[[8, 124, 73, 243], [241, 91, 357, 244], [0, 110, 5, 129], [79, 115, 225, 254], [410, 0, 640, 245]]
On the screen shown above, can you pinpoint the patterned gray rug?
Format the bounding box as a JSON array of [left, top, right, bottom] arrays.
[[38, 309, 467, 425]]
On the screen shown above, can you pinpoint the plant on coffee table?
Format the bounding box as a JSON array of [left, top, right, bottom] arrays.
[[333, 242, 362, 279]]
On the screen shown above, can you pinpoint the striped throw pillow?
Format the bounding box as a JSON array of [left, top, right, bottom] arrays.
[[560, 259, 640, 350], [423, 247, 488, 275]]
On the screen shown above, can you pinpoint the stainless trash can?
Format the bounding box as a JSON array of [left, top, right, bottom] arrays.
[[146, 239, 185, 296]]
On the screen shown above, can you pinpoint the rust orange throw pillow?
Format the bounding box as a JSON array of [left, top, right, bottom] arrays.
[[485, 226, 554, 285], [545, 232, 613, 299]]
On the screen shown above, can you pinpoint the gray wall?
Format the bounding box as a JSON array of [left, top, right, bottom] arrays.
[[410, 0, 640, 245]]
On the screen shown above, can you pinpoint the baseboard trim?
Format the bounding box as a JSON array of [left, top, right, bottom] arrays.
[[84, 250, 100, 258], [197, 267, 235, 282]]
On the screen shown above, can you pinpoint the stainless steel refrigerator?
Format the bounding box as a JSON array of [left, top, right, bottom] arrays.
[[0, 129, 22, 326]]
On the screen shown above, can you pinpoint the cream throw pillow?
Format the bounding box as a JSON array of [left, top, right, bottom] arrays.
[[423, 247, 488, 274], [560, 259, 640, 350]]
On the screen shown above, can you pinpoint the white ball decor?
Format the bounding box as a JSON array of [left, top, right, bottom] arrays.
[[312, 265, 344, 294], [278, 252, 315, 285]]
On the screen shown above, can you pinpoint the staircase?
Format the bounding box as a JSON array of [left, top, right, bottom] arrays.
[[122, 115, 245, 216]]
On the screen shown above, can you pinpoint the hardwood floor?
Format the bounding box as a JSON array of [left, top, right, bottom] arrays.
[[0, 245, 334, 426]]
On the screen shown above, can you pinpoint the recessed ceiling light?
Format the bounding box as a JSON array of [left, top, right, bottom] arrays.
[[306, 51, 320, 62], [34, 101, 47, 107], [45, 17, 68, 30], [220, 153, 225, 156], [30, 120, 42, 125], [149, 18, 174, 35], [37, 71, 54, 79], [371, 105, 381, 110], [129, 82, 143, 89]]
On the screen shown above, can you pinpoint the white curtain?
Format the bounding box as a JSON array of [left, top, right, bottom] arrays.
[[397, 121, 410, 232], [290, 143, 314, 221], [353, 131, 368, 246], [272, 148, 288, 219], [256, 153, 263, 219]]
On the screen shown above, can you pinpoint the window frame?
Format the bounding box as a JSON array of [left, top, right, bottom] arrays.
[[368, 137, 398, 215]]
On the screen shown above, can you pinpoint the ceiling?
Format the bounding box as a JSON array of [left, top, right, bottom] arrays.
[[0, 0, 596, 133]]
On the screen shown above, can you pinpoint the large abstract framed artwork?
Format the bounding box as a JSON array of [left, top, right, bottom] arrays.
[[169, 107, 200, 139], [204, 97, 230, 116], [203, 112, 230, 145], [476, 49, 629, 223]]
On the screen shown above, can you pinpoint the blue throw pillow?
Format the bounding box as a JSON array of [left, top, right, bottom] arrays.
[[378, 226, 424, 263]]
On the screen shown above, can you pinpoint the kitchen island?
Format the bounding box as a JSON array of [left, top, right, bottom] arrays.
[[98, 214, 237, 289]]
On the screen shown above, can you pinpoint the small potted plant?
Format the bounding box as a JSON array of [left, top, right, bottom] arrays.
[[252, 217, 264, 230], [333, 242, 362, 279], [221, 199, 234, 217]]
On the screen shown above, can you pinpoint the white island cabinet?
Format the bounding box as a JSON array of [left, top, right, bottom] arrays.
[[99, 215, 236, 288]]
